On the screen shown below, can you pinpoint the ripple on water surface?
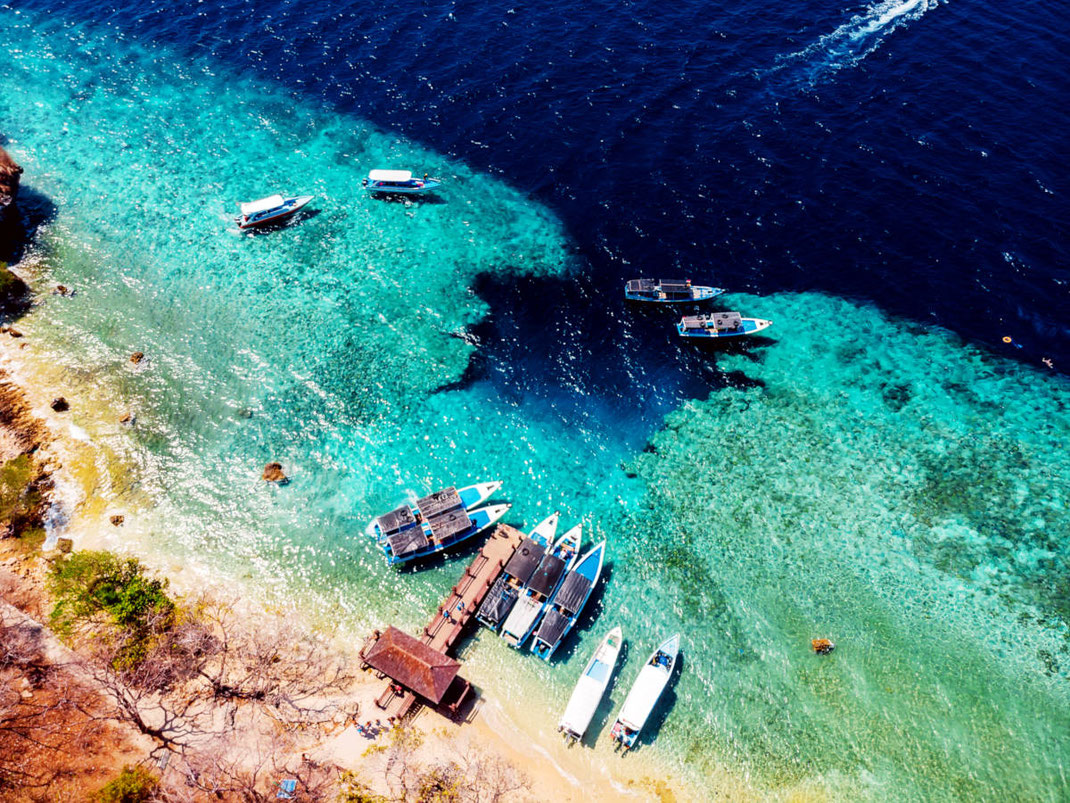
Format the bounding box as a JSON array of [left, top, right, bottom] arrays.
[[2, 8, 1070, 801]]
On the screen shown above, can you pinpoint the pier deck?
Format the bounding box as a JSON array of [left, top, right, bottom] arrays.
[[361, 524, 525, 721]]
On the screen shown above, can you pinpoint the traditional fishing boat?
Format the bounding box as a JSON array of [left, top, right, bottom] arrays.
[[531, 541, 606, 661], [676, 311, 772, 339], [362, 169, 442, 194], [378, 503, 510, 565], [558, 626, 623, 745], [235, 194, 314, 229], [624, 278, 725, 303], [610, 633, 679, 752], [500, 524, 582, 648], [366, 482, 502, 540], [476, 513, 559, 632]]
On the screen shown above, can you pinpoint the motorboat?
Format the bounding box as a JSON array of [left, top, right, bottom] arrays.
[[624, 278, 725, 303], [531, 541, 605, 661], [610, 633, 679, 752], [235, 194, 313, 229], [677, 312, 772, 339], [476, 513, 560, 632], [558, 626, 623, 745], [500, 524, 582, 648], [366, 482, 502, 540], [362, 169, 442, 194]]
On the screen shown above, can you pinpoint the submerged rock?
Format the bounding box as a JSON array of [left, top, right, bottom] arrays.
[[129, 351, 145, 364], [811, 638, 835, 655], [49, 397, 68, 412], [110, 515, 124, 527], [262, 462, 286, 483]]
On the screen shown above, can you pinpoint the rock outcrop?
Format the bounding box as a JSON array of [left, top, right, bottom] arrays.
[[262, 462, 287, 483], [0, 145, 20, 219]]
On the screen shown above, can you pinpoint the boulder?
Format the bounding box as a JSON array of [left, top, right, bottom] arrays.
[[262, 462, 286, 483], [57, 537, 73, 554], [0, 145, 20, 220], [50, 397, 69, 412], [110, 515, 124, 527], [811, 638, 835, 655], [130, 351, 145, 364]]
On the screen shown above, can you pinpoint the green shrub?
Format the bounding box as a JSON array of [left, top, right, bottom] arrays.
[[48, 551, 173, 655], [0, 453, 47, 549], [94, 765, 158, 802]]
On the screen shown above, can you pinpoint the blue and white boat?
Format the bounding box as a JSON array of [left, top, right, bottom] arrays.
[[625, 278, 725, 303], [531, 541, 606, 661], [362, 169, 442, 195], [476, 513, 560, 632], [677, 311, 772, 339], [500, 524, 582, 648], [366, 482, 502, 540], [235, 194, 314, 229], [378, 503, 510, 566], [610, 633, 679, 752], [558, 626, 624, 744]]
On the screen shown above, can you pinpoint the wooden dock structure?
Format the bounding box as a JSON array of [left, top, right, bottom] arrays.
[[360, 524, 526, 721]]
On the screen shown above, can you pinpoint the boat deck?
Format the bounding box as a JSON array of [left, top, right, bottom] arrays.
[[363, 524, 525, 721]]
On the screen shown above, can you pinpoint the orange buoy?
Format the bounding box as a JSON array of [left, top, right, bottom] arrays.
[[811, 638, 835, 655]]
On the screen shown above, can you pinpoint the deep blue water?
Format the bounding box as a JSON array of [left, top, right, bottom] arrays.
[[12, 0, 1069, 369]]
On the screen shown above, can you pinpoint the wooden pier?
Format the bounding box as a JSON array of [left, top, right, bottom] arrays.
[[360, 524, 525, 721]]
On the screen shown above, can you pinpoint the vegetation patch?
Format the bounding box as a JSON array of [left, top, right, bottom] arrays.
[[93, 765, 158, 803], [0, 452, 49, 551]]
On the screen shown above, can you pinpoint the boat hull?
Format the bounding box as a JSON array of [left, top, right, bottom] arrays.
[[531, 541, 605, 661], [611, 634, 680, 751], [366, 481, 502, 538], [500, 524, 582, 648], [363, 178, 442, 194], [558, 626, 623, 743], [677, 317, 772, 338], [236, 195, 313, 229], [625, 286, 725, 303], [383, 504, 509, 565]]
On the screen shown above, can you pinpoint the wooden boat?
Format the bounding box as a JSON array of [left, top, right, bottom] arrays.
[[366, 482, 502, 539], [624, 278, 725, 303], [531, 541, 606, 661], [500, 524, 582, 648], [677, 311, 772, 339], [610, 633, 679, 752], [558, 626, 623, 745], [380, 503, 510, 565], [235, 194, 313, 229], [476, 513, 560, 632], [362, 169, 442, 195]]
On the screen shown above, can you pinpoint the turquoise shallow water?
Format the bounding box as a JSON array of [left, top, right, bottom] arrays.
[[3, 8, 1070, 800]]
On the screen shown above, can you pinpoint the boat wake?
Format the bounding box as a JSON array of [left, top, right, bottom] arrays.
[[767, 0, 943, 87]]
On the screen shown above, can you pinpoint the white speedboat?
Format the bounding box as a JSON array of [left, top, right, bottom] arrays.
[[677, 312, 772, 339], [235, 194, 313, 229], [558, 626, 623, 744], [610, 633, 679, 751], [362, 169, 442, 194]]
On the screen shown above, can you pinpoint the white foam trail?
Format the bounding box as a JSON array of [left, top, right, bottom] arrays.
[[771, 0, 942, 85]]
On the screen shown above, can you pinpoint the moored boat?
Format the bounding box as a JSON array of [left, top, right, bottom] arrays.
[[235, 194, 314, 229], [362, 169, 442, 194], [558, 626, 623, 745], [366, 482, 502, 539], [380, 503, 510, 565], [610, 633, 680, 752], [676, 311, 772, 339], [476, 513, 560, 632], [531, 541, 606, 661], [500, 524, 582, 648], [625, 278, 725, 303]]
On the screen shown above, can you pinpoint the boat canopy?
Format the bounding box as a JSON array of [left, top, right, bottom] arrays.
[[240, 194, 286, 216], [377, 505, 417, 536], [502, 538, 546, 584], [427, 509, 472, 541], [388, 528, 429, 558], [368, 169, 413, 182], [417, 487, 462, 519], [710, 311, 742, 331], [477, 577, 518, 626], [553, 571, 594, 615], [534, 609, 570, 645], [529, 555, 567, 596]]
